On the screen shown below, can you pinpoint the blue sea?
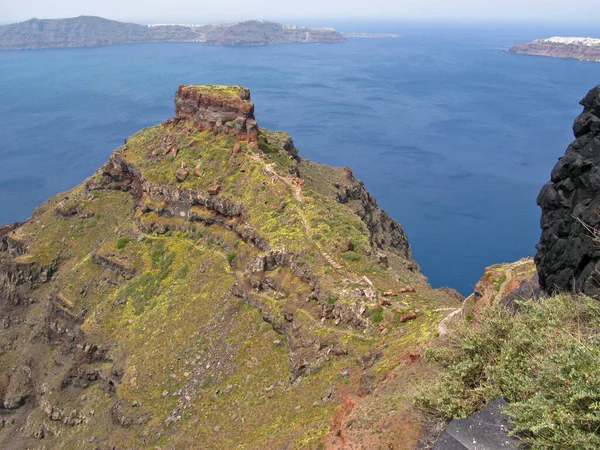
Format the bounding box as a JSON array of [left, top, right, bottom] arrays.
[[2, 21, 600, 295]]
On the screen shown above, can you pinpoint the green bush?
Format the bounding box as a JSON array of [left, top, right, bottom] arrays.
[[116, 238, 129, 249], [227, 253, 237, 264], [415, 295, 600, 449], [371, 309, 384, 324]]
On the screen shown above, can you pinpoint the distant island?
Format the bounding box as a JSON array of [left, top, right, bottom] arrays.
[[0, 15, 346, 50], [343, 32, 402, 38], [507, 36, 600, 62]]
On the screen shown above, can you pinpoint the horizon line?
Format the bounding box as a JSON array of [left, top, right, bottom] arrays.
[[1, 15, 599, 27]]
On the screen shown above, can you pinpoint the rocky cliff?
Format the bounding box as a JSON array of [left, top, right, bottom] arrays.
[[0, 85, 459, 449], [507, 37, 600, 62], [0, 16, 346, 50], [536, 86, 600, 297]]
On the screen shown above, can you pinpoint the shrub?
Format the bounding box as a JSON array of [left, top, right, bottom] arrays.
[[227, 253, 237, 264], [116, 238, 129, 249], [371, 309, 384, 324], [415, 295, 600, 449]]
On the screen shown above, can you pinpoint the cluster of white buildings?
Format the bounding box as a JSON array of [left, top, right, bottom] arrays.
[[537, 36, 600, 47], [147, 23, 206, 28]]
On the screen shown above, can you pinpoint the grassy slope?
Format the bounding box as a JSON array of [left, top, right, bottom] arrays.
[[416, 294, 600, 449], [0, 117, 459, 449]]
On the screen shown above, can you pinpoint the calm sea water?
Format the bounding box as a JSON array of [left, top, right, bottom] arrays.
[[2, 21, 600, 295]]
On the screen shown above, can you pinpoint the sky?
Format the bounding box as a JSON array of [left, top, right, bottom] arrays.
[[1, 0, 599, 24]]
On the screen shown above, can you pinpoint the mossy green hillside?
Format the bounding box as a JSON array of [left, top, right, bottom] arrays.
[[0, 102, 461, 449]]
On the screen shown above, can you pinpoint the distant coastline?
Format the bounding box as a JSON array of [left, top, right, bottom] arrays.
[[506, 36, 600, 62], [343, 33, 402, 38], [0, 16, 347, 50]]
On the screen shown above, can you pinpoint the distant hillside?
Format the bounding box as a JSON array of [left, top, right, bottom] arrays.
[[0, 16, 346, 50], [506, 36, 600, 62], [0, 16, 150, 50]]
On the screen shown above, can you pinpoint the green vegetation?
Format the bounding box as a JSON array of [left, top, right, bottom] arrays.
[[371, 308, 384, 324], [416, 295, 600, 449], [116, 237, 129, 249], [0, 98, 461, 449], [188, 84, 249, 99]]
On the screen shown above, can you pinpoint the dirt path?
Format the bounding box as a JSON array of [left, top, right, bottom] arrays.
[[252, 154, 360, 282], [437, 306, 463, 336], [496, 259, 531, 301], [263, 162, 304, 202]]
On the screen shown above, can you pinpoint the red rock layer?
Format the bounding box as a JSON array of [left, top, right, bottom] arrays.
[[174, 85, 259, 142]]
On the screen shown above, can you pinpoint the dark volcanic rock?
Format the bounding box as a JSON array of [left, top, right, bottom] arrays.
[[536, 85, 600, 297], [434, 397, 518, 450]]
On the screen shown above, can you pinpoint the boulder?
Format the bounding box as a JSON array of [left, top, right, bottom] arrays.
[[175, 167, 189, 183], [434, 397, 518, 450]]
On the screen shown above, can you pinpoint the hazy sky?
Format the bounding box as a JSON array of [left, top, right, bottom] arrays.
[[2, 0, 599, 24]]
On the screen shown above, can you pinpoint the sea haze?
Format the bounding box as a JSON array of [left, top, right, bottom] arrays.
[[2, 21, 600, 295]]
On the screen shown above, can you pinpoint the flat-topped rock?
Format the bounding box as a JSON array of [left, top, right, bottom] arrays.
[[174, 84, 258, 142]]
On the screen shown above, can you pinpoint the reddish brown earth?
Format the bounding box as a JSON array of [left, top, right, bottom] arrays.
[[324, 356, 432, 450], [466, 258, 538, 318]]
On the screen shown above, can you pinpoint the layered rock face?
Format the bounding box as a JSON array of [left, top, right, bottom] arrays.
[[536, 86, 600, 296], [174, 85, 258, 142]]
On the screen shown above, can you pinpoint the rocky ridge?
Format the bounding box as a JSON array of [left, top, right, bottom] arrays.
[[0, 16, 346, 50], [536, 85, 600, 297], [0, 85, 459, 449]]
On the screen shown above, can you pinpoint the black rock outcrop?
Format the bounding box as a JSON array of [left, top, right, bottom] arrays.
[[536, 86, 600, 297], [434, 397, 518, 450]]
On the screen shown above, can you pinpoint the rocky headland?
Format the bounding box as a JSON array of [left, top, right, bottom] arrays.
[[0, 84, 462, 449], [507, 36, 600, 61], [0, 16, 346, 50], [3, 77, 600, 448]]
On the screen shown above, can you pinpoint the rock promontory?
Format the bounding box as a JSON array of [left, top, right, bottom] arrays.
[[536, 85, 600, 296], [0, 84, 460, 449]]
